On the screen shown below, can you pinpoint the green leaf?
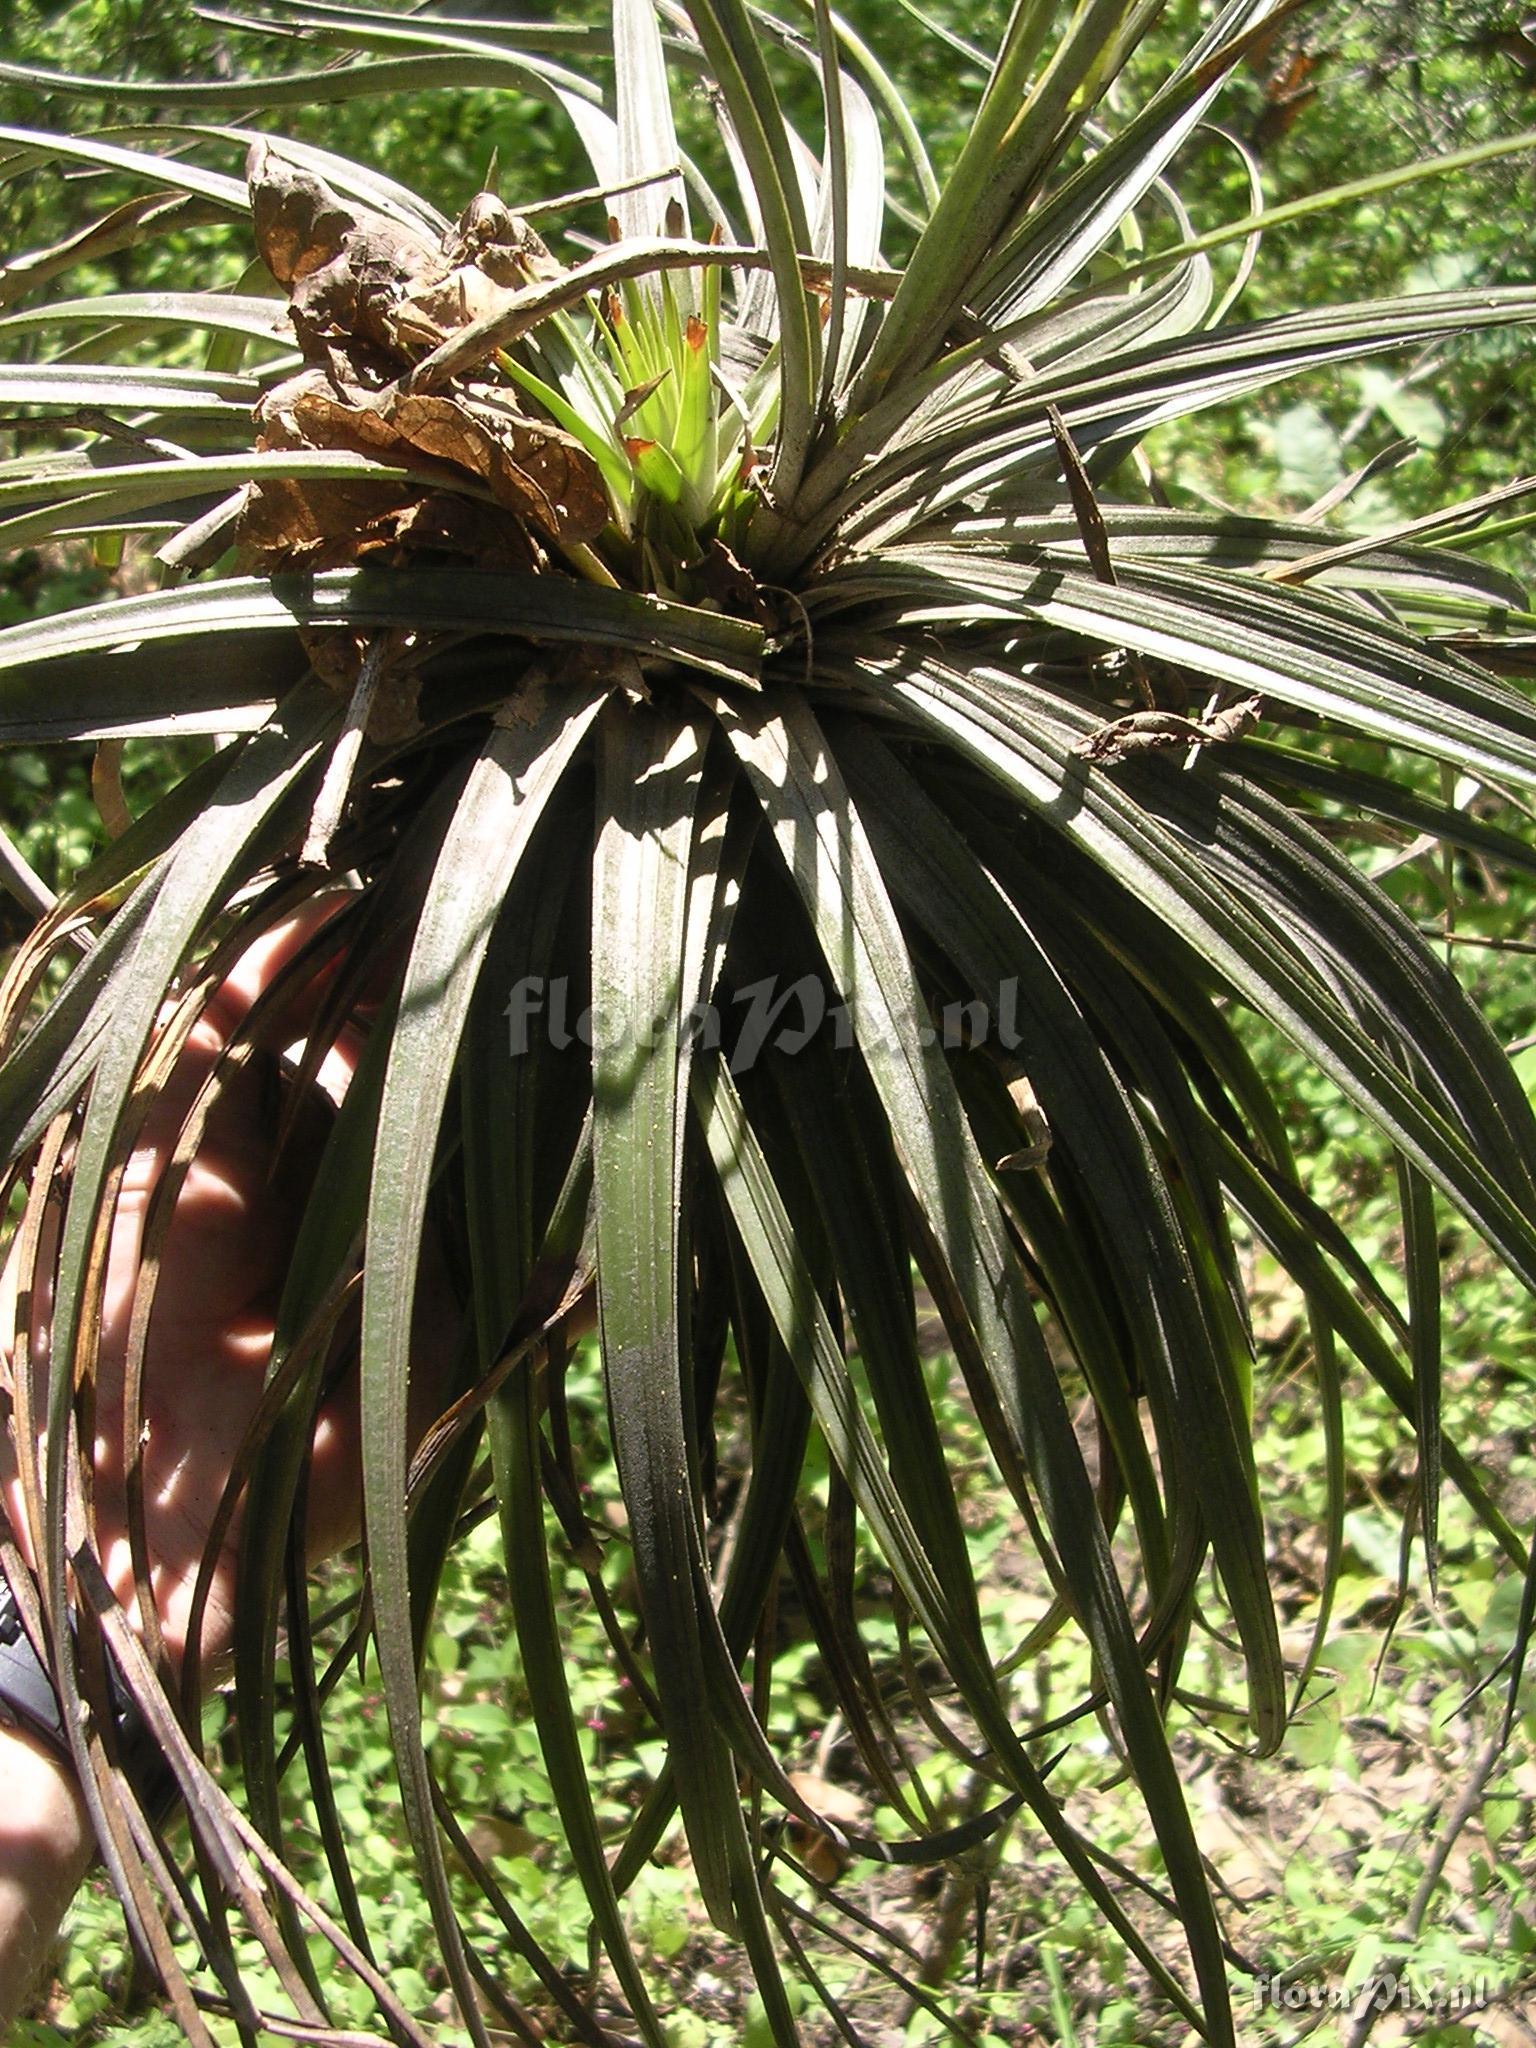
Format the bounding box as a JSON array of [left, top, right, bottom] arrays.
[[590, 705, 750, 1931], [0, 121, 249, 208], [486, 1368, 669, 2045], [32, 683, 335, 1919], [695, 1054, 1213, 2037], [360, 682, 603, 2048], [0, 362, 257, 412], [677, 0, 819, 514], [837, 725, 1284, 1739], [0, 568, 765, 699], [707, 686, 1235, 2038], [612, 0, 688, 245]]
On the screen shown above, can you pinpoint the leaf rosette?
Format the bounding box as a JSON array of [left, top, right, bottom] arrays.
[[1, 3, 1535, 2044]]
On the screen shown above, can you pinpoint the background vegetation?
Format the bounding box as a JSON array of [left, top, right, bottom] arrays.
[[4, 1, 1536, 2043]]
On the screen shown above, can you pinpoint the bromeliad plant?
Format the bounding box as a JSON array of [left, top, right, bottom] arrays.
[[3, 0, 1536, 2041]]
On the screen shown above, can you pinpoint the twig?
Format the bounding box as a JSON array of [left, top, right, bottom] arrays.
[[1341, 1717, 1510, 2048]]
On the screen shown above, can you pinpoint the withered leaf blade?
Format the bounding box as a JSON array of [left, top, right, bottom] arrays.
[[236, 474, 413, 563], [392, 391, 608, 545], [247, 141, 449, 358], [238, 474, 537, 577], [256, 372, 606, 549], [1076, 693, 1263, 765], [996, 1072, 1051, 1171], [256, 368, 403, 462], [442, 191, 560, 287], [1046, 400, 1116, 589], [246, 140, 356, 291], [388, 263, 512, 353]]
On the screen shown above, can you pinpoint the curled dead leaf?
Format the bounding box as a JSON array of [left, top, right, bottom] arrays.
[[238, 472, 537, 577], [248, 148, 566, 369], [257, 368, 403, 462], [247, 141, 450, 360], [444, 191, 560, 286], [237, 473, 414, 564], [391, 390, 608, 543], [255, 368, 606, 548], [246, 141, 355, 290]]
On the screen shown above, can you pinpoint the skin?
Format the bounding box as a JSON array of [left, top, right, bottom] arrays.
[[0, 899, 458, 2027]]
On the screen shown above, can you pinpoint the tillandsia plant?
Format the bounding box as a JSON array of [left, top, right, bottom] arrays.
[[3, 0, 1536, 2041]]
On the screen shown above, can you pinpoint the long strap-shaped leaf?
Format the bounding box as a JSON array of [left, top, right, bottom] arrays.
[[235, 988, 397, 1894], [1162, 767, 1536, 1194], [813, 546, 1536, 790], [360, 680, 603, 2048], [976, 0, 1281, 323], [454, 764, 671, 2038], [0, 362, 256, 413], [0, 866, 170, 1158], [0, 450, 425, 560], [706, 685, 1235, 2040], [0, 121, 250, 207], [0, 567, 766, 689], [886, 654, 1536, 1298], [840, 0, 1138, 414], [0, 292, 291, 345], [613, 0, 688, 245], [694, 1055, 1214, 2039], [590, 705, 752, 1925], [1215, 1127, 1525, 1568], [486, 1367, 670, 2045], [33, 681, 334, 1986], [591, 705, 817, 2038], [754, 1025, 985, 1645], [835, 723, 1285, 1735], [812, 287, 1536, 555], [677, 0, 819, 513]]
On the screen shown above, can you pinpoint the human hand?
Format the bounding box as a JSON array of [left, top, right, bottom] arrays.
[[0, 897, 392, 1670], [0, 894, 456, 2021]]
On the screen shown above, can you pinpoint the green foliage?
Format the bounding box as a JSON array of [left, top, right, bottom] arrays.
[[1142, 0, 1536, 555], [27, 1331, 1536, 2045], [3, 3, 1536, 2045]]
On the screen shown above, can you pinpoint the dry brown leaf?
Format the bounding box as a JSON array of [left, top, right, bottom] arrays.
[[254, 370, 606, 548], [255, 367, 399, 460], [248, 150, 570, 370], [695, 537, 774, 625], [247, 141, 356, 289], [236, 473, 414, 562], [388, 193, 566, 350], [391, 390, 607, 543], [390, 490, 538, 571], [361, 658, 423, 746], [247, 142, 450, 359], [444, 191, 561, 286], [386, 264, 509, 352], [783, 1770, 869, 1887]]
